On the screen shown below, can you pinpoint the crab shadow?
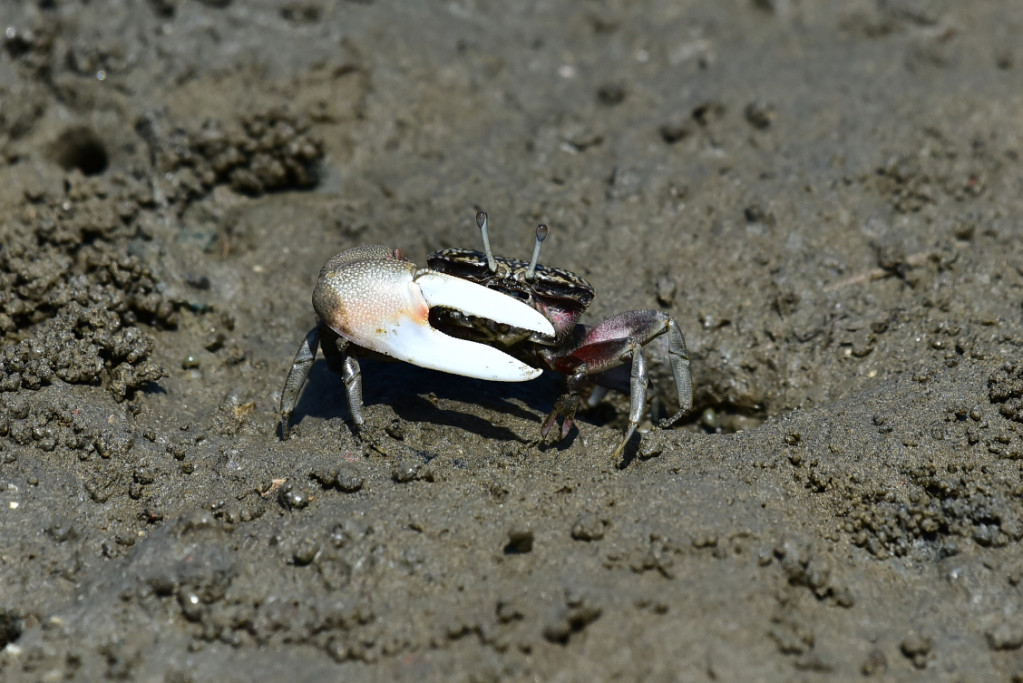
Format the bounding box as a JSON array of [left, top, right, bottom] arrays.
[[285, 358, 578, 446]]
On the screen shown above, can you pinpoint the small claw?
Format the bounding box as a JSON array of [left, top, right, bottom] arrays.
[[314, 247, 552, 383], [540, 410, 558, 439], [560, 415, 574, 440], [539, 393, 579, 443]]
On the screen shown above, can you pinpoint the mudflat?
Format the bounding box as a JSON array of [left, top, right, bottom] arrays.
[[2, 2, 1022, 680]]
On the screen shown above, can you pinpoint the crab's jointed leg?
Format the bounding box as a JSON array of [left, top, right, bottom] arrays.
[[657, 317, 692, 428], [333, 334, 365, 426], [542, 310, 692, 458], [279, 326, 321, 439]]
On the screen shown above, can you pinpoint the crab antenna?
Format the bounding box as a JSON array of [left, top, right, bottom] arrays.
[[475, 211, 498, 273], [525, 224, 548, 281]]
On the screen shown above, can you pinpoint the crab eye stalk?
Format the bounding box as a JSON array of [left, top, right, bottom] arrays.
[[475, 210, 498, 273], [525, 223, 548, 281]]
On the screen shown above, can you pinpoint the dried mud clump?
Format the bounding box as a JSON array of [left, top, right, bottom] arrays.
[[988, 362, 1023, 423], [0, 173, 173, 399], [843, 462, 1023, 558], [143, 108, 324, 202]]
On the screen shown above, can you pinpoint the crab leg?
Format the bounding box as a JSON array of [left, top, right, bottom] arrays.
[[279, 326, 320, 438], [337, 336, 365, 425], [617, 338, 647, 460], [542, 310, 693, 457], [657, 318, 692, 427]]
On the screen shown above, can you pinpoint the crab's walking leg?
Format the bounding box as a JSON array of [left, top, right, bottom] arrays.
[[615, 338, 648, 460], [658, 318, 692, 428], [280, 326, 321, 439], [584, 311, 693, 431], [545, 310, 693, 458], [544, 336, 650, 458], [336, 337, 365, 427]]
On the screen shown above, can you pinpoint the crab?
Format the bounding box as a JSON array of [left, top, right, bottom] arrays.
[[279, 210, 693, 458]]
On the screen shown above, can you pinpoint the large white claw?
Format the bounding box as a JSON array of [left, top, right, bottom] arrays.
[[384, 270, 552, 381], [414, 270, 555, 337], [370, 311, 543, 381], [314, 248, 554, 383]]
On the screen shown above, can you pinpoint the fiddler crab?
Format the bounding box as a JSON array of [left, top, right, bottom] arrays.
[[279, 210, 693, 459]]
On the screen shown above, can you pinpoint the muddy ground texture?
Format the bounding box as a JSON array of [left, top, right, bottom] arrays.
[[2, 1, 1023, 680]]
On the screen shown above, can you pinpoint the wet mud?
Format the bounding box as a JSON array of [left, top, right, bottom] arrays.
[[2, 1, 1023, 680]]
